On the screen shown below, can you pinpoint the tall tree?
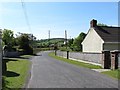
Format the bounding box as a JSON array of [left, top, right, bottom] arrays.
[[68, 38, 74, 47], [17, 34, 29, 49], [16, 33, 33, 54], [2, 29, 14, 46], [73, 32, 86, 51]]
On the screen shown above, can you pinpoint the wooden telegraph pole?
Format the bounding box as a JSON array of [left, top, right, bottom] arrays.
[[48, 30, 50, 50], [65, 30, 67, 49]]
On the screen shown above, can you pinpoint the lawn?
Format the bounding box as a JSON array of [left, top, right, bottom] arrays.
[[20, 55, 34, 59], [49, 52, 102, 69], [3, 58, 31, 89], [102, 69, 120, 79]]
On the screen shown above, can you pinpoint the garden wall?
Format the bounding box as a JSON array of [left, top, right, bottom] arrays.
[[56, 50, 102, 64], [3, 51, 24, 57]]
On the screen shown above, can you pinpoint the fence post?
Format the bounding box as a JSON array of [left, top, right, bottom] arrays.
[[101, 50, 111, 69], [55, 50, 57, 56], [67, 51, 69, 59], [110, 50, 120, 70]]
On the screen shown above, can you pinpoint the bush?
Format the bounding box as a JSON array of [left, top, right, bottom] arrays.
[[28, 46, 33, 55], [2, 59, 7, 76], [18, 45, 33, 55], [59, 47, 72, 52], [59, 47, 67, 51], [24, 46, 33, 55], [73, 46, 81, 52], [11, 47, 16, 51]]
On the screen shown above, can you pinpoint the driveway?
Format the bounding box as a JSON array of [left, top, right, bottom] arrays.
[[27, 51, 118, 88]]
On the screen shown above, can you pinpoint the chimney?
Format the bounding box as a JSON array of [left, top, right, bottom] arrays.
[[90, 19, 97, 28]]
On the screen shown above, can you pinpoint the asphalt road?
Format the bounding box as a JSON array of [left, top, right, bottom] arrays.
[[27, 51, 118, 88]]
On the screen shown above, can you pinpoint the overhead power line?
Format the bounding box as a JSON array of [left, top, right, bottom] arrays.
[[21, 0, 32, 33]]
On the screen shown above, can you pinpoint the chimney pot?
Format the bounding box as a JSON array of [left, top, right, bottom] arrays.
[[90, 19, 97, 28]]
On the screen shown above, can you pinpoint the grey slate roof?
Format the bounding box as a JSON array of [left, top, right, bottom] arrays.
[[94, 26, 120, 42]]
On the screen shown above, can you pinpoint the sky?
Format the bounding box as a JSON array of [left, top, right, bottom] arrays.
[[0, 2, 118, 40]]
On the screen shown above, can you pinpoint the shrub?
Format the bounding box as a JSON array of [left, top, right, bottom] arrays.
[[11, 47, 16, 51], [24, 46, 33, 55]]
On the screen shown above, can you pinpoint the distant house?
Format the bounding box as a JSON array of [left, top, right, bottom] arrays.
[[82, 19, 120, 53]]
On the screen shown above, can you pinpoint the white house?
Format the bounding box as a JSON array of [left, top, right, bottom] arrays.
[[82, 19, 120, 53]]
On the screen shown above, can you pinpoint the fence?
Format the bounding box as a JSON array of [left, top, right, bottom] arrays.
[[56, 50, 102, 64]]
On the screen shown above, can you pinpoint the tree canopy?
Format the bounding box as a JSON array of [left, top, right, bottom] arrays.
[[2, 29, 14, 46], [72, 32, 86, 51], [16, 33, 33, 54]]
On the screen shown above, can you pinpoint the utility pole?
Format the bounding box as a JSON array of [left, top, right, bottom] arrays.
[[48, 30, 50, 50], [65, 30, 67, 49]]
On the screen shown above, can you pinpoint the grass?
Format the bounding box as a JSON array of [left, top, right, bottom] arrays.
[[20, 55, 34, 59], [4, 58, 31, 89], [49, 52, 102, 69], [102, 69, 120, 79]]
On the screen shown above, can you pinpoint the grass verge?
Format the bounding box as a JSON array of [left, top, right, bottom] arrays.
[[4, 58, 31, 89], [20, 55, 34, 59], [48, 52, 102, 69], [101, 69, 120, 79]]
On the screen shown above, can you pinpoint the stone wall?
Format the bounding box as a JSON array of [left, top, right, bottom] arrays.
[[56, 51, 67, 58], [3, 51, 21, 57], [56, 50, 102, 64]]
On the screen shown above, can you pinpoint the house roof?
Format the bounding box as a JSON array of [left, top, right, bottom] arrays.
[[94, 26, 120, 42]]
